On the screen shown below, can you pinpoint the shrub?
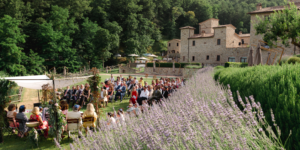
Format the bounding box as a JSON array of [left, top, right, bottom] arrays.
[[184, 65, 202, 69], [214, 64, 300, 149], [287, 57, 300, 64], [215, 66, 225, 69], [65, 67, 284, 150], [146, 63, 199, 68], [224, 62, 248, 68]]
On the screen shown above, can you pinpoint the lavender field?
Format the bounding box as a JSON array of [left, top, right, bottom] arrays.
[[64, 67, 284, 149]]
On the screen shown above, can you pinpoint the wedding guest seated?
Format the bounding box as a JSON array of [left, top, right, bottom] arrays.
[[62, 86, 71, 103], [162, 86, 169, 99], [148, 85, 163, 106], [126, 103, 135, 114], [127, 80, 136, 97], [137, 86, 149, 106], [60, 100, 69, 116], [16, 105, 29, 137], [30, 107, 49, 138], [139, 77, 144, 87], [78, 85, 90, 107], [67, 105, 82, 138], [70, 86, 77, 105], [107, 85, 114, 102], [39, 107, 43, 118], [134, 104, 140, 116], [82, 103, 97, 132], [7, 104, 19, 133], [114, 82, 126, 102], [107, 112, 116, 129], [130, 87, 138, 105], [99, 87, 108, 108]]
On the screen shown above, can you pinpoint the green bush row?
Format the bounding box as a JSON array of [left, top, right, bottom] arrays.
[[146, 63, 200, 68], [287, 57, 300, 64], [185, 65, 202, 69], [214, 64, 300, 149], [224, 62, 248, 68]]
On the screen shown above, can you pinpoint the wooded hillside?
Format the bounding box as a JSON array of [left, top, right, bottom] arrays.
[[0, 0, 286, 76]]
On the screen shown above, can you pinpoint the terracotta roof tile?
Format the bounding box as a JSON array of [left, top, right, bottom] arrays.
[[179, 26, 196, 30], [239, 34, 250, 37], [248, 2, 300, 14]]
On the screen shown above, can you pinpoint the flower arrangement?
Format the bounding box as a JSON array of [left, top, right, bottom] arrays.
[[57, 67, 285, 149], [47, 103, 66, 142]]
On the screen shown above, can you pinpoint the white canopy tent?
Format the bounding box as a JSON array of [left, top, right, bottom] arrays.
[[3, 75, 93, 90]]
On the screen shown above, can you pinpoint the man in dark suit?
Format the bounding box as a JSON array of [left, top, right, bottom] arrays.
[[137, 84, 142, 98], [70, 86, 77, 106], [162, 86, 169, 99], [114, 82, 126, 102], [127, 80, 136, 97], [62, 86, 72, 103]]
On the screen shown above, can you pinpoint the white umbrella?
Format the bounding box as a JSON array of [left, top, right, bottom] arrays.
[[136, 57, 149, 60], [128, 54, 138, 57], [148, 54, 158, 57], [115, 54, 121, 57]]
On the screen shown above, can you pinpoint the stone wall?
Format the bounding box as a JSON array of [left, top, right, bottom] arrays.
[[144, 67, 200, 78], [168, 39, 181, 53], [119, 65, 138, 74]]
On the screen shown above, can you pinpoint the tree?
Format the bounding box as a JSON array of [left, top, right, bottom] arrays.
[[255, 2, 299, 49], [36, 6, 81, 72], [0, 15, 27, 76], [21, 50, 45, 75]]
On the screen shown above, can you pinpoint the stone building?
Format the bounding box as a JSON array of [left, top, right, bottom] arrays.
[[248, 1, 300, 64], [167, 39, 181, 59], [179, 18, 250, 65]]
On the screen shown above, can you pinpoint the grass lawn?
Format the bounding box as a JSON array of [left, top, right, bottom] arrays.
[[0, 74, 165, 150]]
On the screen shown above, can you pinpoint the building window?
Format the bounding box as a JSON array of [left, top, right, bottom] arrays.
[[206, 55, 209, 60], [183, 56, 185, 61], [217, 39, 221, 45], [172, 50, 175, 53], [192, 41, 195, 46], [228, 57, 235, 62], [217, 55, 220, 61], [204, 42, 206, 44], [169, 43, 171, 47], [192, 56, 195, 61], [177, 43, 179, 46], [241, 57, 247, 62]]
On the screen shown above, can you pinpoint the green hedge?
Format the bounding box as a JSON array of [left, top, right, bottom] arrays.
[[214, 64, 300, 149], [224, 62, 248, 68], [146, 63, 200, 68], [185, 65, 202, 69], [287, 57, 300, 64]]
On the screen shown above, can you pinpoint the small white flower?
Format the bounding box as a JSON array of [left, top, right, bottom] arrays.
[[55, 103, 58, 106]]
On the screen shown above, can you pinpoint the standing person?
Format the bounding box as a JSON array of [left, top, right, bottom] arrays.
[[130, 87, 138, 105], [162, 86, 169, 99], [16, 105, 29, 137], [114, 82, 126, 102], [137, 86, 149, 106], [99, 87, 108, 108], [110, 74, 115, 82], [107, 112, 116, 129], [30, 107, 49, 138]]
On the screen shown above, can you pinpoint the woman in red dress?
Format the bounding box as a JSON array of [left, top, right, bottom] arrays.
[[130, 87, 138, 105], [30, 107, 49, 138]]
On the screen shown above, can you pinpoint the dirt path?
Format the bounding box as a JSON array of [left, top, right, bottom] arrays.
[[18, 88, 39, 109]]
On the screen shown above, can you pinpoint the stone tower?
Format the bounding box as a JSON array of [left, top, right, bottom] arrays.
[[179, 26, 195, 62]]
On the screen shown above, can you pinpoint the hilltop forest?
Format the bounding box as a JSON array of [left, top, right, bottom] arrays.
[[0, 0, 286, 76]]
